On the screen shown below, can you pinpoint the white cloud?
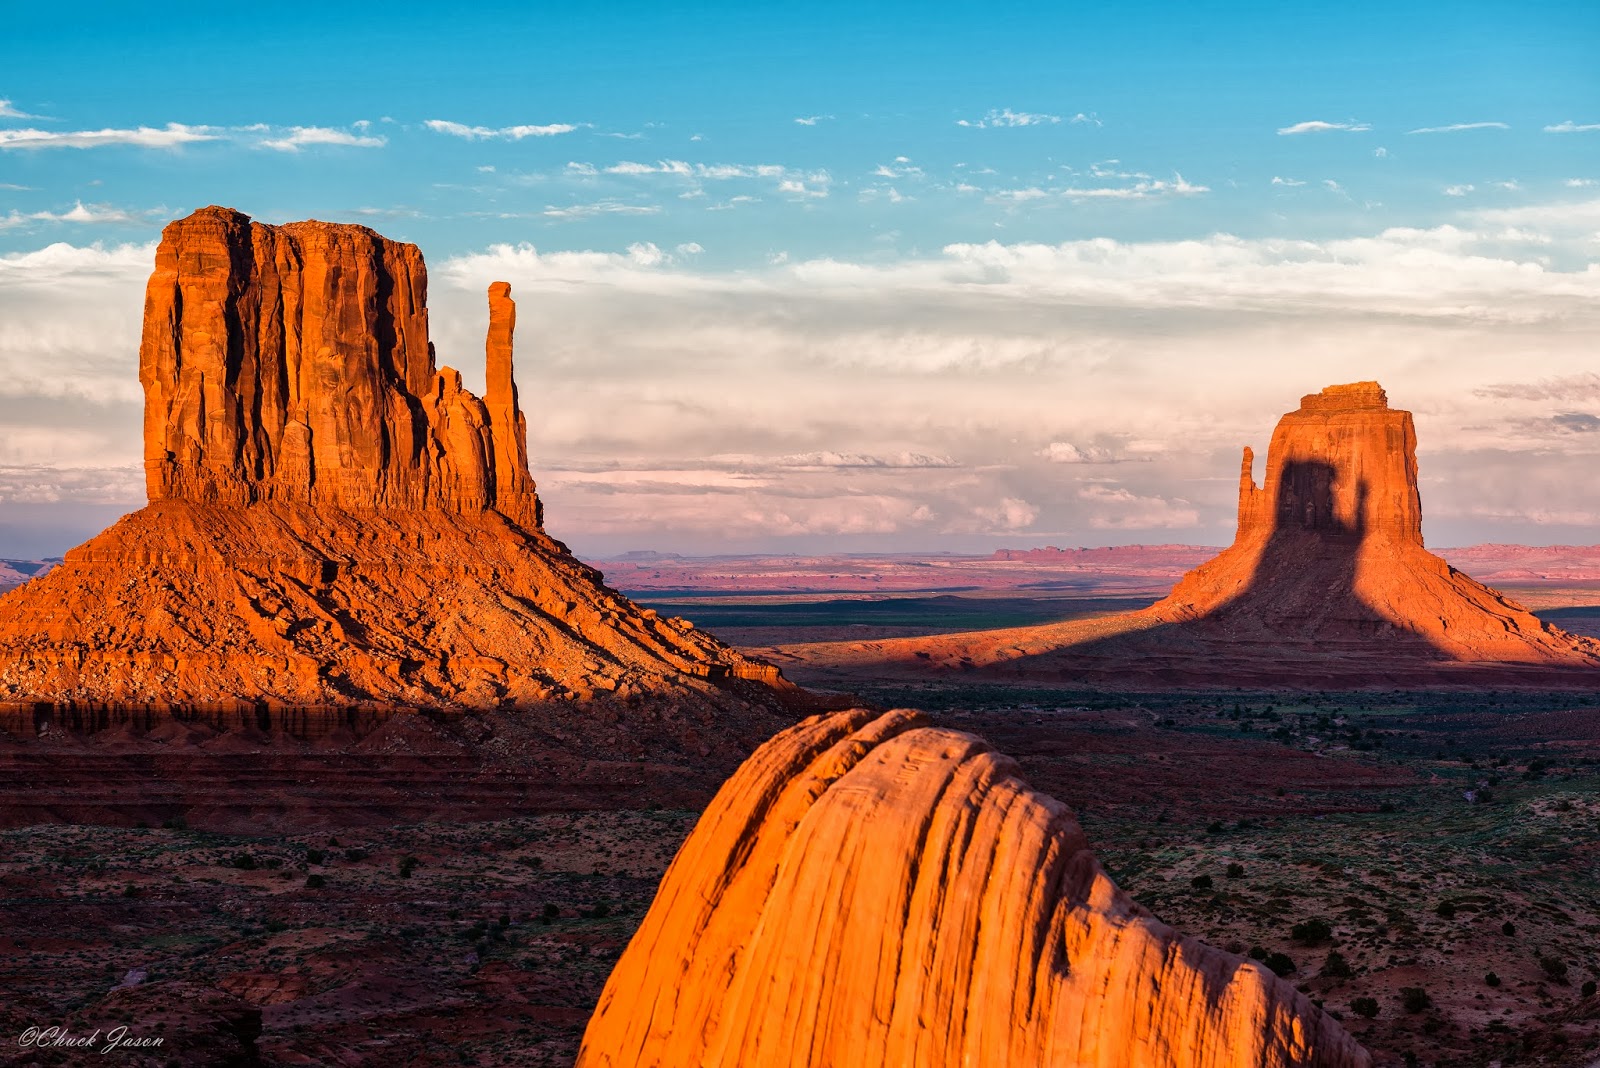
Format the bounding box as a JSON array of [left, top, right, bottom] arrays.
[[957, 108, 1062, 129], [778, 177, 829, 199], [1059, 174, 1208, 199], [259, 126, 386, 151], [542, 201, 662, 220], [872, 160, 924, 179], [1544, 121, 1600, 133], [1040, 441, 1155, 464], [0, 202, 151, 230], [1271, 176, 1306, 187], [424, 119, 578, 140], [0, 99, 44, 120], [1044, 442, 1114, 463], [7, 201, 1600, 553], [1089, 162, 1150, 180], [1444, 184, 1475, 196], [1077, 485, 1198, 529], [988, 187, 1050, 203], [0, 123, 217, 150], [762, 451, 958, 469], [1565, 178, 1598, 188], [1374, 146, 1389, 158], [972, 497, 1038, 531], [1408, 122, 1509, 134], [1068, 112, 1102, 126], [794, 115, 833, 126], [1277, 120, 1371, 135], [605, 159, 693, 176]]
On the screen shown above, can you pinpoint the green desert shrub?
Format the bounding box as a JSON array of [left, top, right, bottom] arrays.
[[1320, 950, 1354, 979], [1291, 918, 1334, 945], [1539, 956, 1569, 983], [1351, 997, 1379, 1019], [1399, 986, 1431, 1014], [1264, 952, 1296, 977]]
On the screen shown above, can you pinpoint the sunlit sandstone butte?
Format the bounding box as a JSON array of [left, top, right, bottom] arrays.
[[0, 206, 785, 714], [578, 708, 1370, 1068], [770, 382, 1600, 688]]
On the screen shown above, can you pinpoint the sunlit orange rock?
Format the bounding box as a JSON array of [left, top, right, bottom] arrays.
[[578, 709, 1370, 1068], [768, 382, 1600, 687], [1148, 381, 1583, 660], [0, 207, 787, 713]]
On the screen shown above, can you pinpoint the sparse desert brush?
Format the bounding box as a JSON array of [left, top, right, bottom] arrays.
[[1399, 986, 1431, 1014]]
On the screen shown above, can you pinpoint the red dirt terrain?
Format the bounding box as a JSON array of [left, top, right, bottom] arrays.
[[591, 544, 1600, 600]]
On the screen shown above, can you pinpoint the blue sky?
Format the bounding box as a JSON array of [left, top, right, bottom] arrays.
[[4, 1, 1595, 260], [0, 2, 1597, 556]]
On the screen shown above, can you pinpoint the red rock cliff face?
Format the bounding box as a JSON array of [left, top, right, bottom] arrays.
[[140, 206, 539, 527], [578, 709, 1371, 1068], [0, 207, 786, 715], [1235, 383, 1420, 544]]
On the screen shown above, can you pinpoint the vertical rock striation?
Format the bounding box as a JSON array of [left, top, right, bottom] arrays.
[[139, 206, 539, 527], [578, 709, 1371, 1068]]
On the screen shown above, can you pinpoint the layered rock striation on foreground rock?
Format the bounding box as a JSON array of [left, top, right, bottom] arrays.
[[768, 383, 1600, 688], [0, 206, 785, 715], [579, 709, 1370, 1068]]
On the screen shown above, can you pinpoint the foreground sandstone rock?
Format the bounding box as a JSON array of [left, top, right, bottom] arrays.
[[0, 206, 785, 715], [579, 708, 1370, 1067], [769, 382, 1600, 688]]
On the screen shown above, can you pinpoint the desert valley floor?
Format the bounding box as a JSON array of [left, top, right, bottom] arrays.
[[3, 550, 1600, 1067]]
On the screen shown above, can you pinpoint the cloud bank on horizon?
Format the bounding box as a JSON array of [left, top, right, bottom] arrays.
[[0, 1, 1596, 557]]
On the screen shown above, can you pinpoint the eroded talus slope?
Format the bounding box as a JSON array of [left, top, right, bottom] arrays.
[[578, 709, 1370, 1068], [0, 500, 778, 710], [0, 206, 786, 713]]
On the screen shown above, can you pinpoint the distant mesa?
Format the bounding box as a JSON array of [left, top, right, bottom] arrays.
[[772, 382, 1600, 687], [0, 206, 789, 718], [579, 708, 1370, 1067]]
